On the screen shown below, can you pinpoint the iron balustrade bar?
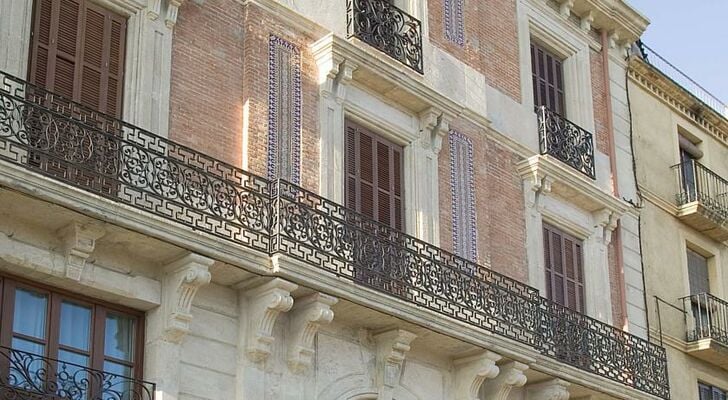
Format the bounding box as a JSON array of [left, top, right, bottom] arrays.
[[672, 160, 728, 221], [535, 106, 596, 179], [681, 293, 728, 345], [638, 43, 728, 119], [0, 71, 669, 399], [0, 345, 155, 400], [346, 0, 423, 74]]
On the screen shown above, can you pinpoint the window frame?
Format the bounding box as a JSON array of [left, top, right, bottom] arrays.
[[0, 273, 145, 382]]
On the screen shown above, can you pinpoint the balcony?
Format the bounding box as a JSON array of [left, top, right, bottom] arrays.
[[672, 160, 728, 241], [681, 293, 728, 369], [346, 0, 423, 74], [535, 106, 596, 180], [0, 346, 154, 399], [0, 71, 669, 398]]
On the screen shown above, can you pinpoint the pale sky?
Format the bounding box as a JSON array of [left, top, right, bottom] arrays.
[[626, 0, 728, 104]]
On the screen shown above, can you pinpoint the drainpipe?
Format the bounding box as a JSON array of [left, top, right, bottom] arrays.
[[601, 30, 629, 331]]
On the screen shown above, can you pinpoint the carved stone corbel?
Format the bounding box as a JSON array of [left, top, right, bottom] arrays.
[[593, 209, 618, 245], [160, 253, 214, 343], [147, 0, 162, 20], [165, 0, 185, 28], [557, 0, 574, 17], [480, 361, 528, 400], [523, 170, 552, 211], [58, 222, 105, 281], [241, 278, 297, 363], [526, 379, 570, 400], [288, 293, 338, 373], [419, 108, 451, 155], [374, 329, 417, 400], [313, 45, 357, 103], [580, 11, 594, 31], [453, 351, 502, 400]]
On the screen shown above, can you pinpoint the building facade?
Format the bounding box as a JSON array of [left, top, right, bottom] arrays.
[[0, 0, 671, 399], [629, 44, 728, 400]]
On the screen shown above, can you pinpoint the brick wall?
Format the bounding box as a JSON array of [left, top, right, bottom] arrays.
[[590, 49, 609, 155], [439, 120, 528, 282], [169, 2, 319, 192], [428, 0, 521, 102]]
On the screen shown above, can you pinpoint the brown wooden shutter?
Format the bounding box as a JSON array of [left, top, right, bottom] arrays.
[[345, 120, 404, 230], [687, 248, 710, 295], [531, 42, 565, 116], [543, 223, 585, 312], [29, 0, 126, 117]]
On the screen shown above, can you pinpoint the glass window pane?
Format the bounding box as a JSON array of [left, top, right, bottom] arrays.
[[104, 313, 134, 361], [103, 360, 132, 399], [11, 337, 45, 357], [59, 301, 92, 351], [57, 350, 89, 399], [9, 337, 46, 392], [13, 288, 47, 339]]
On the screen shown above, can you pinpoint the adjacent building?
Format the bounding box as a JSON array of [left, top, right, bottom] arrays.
[[0, 0, 674, 399], [629, 43, 728, 400]]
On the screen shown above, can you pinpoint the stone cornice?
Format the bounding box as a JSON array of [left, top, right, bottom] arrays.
[[629, 56, 728, 149], [572, 0, 649, 44]]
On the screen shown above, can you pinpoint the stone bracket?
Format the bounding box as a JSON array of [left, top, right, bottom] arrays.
[[527, 379, 571, 400], [453, 351, 502, 400], [161, 253, 214, 343], [288, 293, 338, 373], [147, 0, 162, 20], [419, 108, 452, 155], [242, 278, 297, 362], [374, 329, 417, 400], [165, 0, 185, 28], [480, 361, 528, 400], [58, 222, 105, 281], [593, 208, 618, 245]]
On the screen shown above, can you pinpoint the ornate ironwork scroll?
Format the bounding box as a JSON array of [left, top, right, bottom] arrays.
[[0, 346, 154, 400], [673, 160, 728, 221], [346, 0, 423, 74], [0, 71, 670, 399], [536, 106, 596, 179]]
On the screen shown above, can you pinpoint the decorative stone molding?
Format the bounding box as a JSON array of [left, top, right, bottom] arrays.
[[593, 208, 618, 245], [165, 0, 184, 27], [58, 222, 105, 281], [288, 293, 338, 373], [480, 361, 528, 400], [147, 0, 161, 19], [419, 108, 451, 155], [373, 329, 417, 400], [160, 253, 213, 343], [526, 379, 571, 400], [241, 278, 297, 362], [453, 351, 502, 400], [579, 11, 594, 31], [557, 0, 574, 17]]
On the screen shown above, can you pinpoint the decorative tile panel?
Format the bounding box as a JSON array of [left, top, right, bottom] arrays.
[[268, 35, 302, 184], [449, 130, 477, 261], [444, 0, 464, 46]]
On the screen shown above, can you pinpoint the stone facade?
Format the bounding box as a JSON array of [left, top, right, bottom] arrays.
[[0, 0, 676, 399]]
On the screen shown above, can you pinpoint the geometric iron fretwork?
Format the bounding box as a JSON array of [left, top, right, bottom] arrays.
[[0, 70, 669, 399]]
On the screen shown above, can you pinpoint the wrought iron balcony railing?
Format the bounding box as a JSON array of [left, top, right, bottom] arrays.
[[0, 71, 669, 398], [535, 106, 596, 179], [346, 0, 423, 74], [672, 160, 728, 221], [681, 293, 728, 345], [0, 346, 154, 400]]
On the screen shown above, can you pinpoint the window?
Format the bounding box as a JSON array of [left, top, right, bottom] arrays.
[[699, 383, 727, 400], [0, 276, 144, 393], [678, 135, 702, 203], [345, 119, 404, 230], [531, 41, 565, 116], [543, 223, 585, 312], [688, 248, 710, 296], [29, 0, 127, 117]]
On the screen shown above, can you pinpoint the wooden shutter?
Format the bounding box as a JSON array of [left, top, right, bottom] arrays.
[[687, 249, 710, 295], [543, 223, 585, 312], [345, 120, 404, 230], [29, 0, 126, 117], [531, 42, 565, 116]]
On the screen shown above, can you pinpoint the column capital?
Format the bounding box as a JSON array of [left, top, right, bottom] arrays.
[[453, 351, 502, 400], [480, 361, 528, 400]]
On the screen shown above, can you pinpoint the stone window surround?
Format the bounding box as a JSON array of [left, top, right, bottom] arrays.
[[0, 0, 177, 137], [680, 230, 725, 299], [518, 0, 597, 135]]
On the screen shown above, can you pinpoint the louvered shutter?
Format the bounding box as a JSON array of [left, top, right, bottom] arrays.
[[531, 42, 565, 116], [345, 120, 404, 230], [29, 0, 126, 117], [544, 223, 585, 312], [687, 249, 710, 295]]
